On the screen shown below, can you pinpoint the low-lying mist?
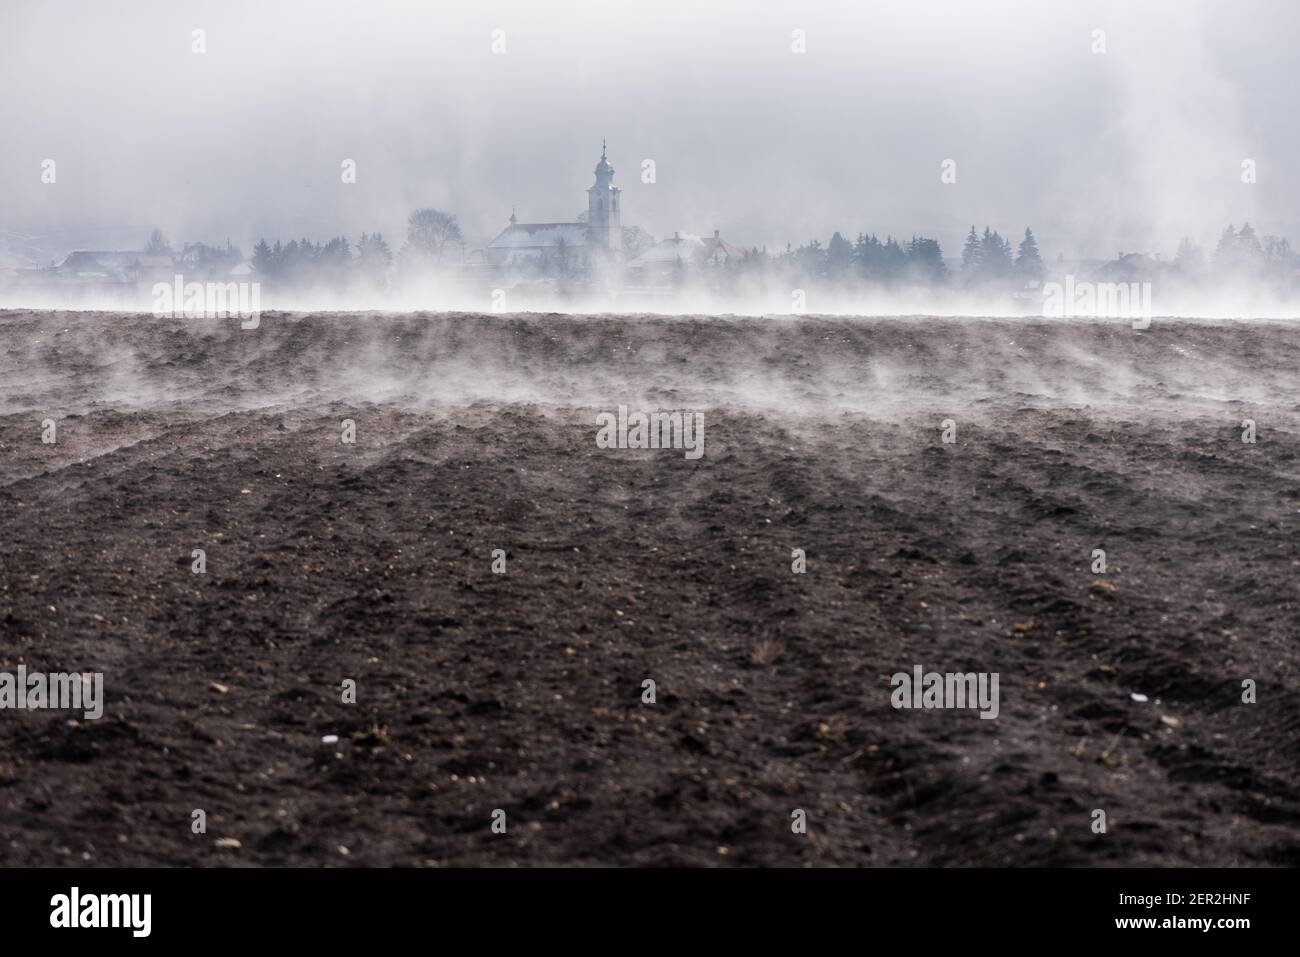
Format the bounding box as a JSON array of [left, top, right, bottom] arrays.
[[6, 271, 1300, 322], [3, 311, 1297, 429]]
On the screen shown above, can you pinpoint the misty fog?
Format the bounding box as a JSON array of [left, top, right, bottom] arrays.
[[3, 0, 1297, 265]]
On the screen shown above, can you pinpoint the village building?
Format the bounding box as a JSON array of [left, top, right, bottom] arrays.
[[486, 142, 646, 270], [701, 230, 747, 267], [627, 230, 747, 277], [626, 232, 704, 276], [53, 251, 174, 285], [481, 144, 748, 283]]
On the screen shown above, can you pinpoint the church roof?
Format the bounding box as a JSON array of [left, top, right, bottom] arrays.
[[487, 222, 588, 249]]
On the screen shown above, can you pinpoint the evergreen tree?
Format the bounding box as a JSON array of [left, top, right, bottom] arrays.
[[356, 232, 392, 289], [320, 236, 352, 264], [281, 240, 301, 280], [827, 232, 854, 276], [906, 236, 948, 283], [980, 227, 1012, 278], [961, 226, 983, 280], [740, 247, 768, 278], [794, 239, 826, 278], [1014, 227, 1043, 280], [856, 233, 884, 279], [1214, 225, 1238, 270], [357, 232, 392, 271], [1263, 234, 1292, 266], [1237, 222, 1264, 265], [252, 239, 273, 275], [880, 236, 906, 280]]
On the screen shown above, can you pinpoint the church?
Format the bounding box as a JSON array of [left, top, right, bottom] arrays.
[[485, 142, 645, 269]]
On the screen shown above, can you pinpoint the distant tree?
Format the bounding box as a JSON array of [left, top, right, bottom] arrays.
[[368, 232, 393, 264], [961, 226, 983, 281], [319, 236, 352, 264], [827, 232, 855, 277], [905, 236, 948, 283], [279, 240, 302, 279], [406, 208, 462, 263], [310, 237, 349, 288], [1014, 227, 1044, 281], [792, 239, 826, 279], [1214, 223, 1268, 275], [880, 236, 906, 280], [1214, 224, 1239, 271], [1262, 234, 1293, 267], [357, 232, 393, 288], [855, 233, 884, 279], [1236, 222, 1264, 270], [739, 247, 769, 277], [972, 227, 1013, 280], [252, 239, 274, 275], [145, 228, 172, 255]]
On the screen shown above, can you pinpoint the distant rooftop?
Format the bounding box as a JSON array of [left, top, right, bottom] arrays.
[[487, 223, 588, 249]]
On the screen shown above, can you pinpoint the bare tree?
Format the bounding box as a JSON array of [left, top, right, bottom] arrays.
[[406, 208, 462, 263], [144, 228, 172, 255]]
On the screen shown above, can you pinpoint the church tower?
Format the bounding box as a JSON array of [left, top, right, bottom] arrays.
[[586, 140, 621, 251]]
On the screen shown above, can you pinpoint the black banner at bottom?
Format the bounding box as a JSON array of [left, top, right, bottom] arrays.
[[0, 867, 1280, 944]]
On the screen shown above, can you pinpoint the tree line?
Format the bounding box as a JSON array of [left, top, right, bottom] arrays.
[[1175, 223, 1294, 278], [245, 208, 464, 288], [179, 208, 1295, 293], [727, 226, 1041, 286], [250, 234, 393, 288]]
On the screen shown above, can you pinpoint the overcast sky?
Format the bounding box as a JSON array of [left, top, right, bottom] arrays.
[[2, 0, 1296, 262]]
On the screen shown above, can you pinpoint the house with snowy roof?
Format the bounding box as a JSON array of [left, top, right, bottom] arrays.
[[54, 251, 174, 284], [628, 230, 747, 276]]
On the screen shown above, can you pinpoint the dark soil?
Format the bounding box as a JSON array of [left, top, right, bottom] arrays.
[[1, 310, 1298, 866]]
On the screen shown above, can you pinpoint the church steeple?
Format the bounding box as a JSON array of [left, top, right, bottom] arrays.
[[587, 140, 621, 250], [594, 139, 614, 183]]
